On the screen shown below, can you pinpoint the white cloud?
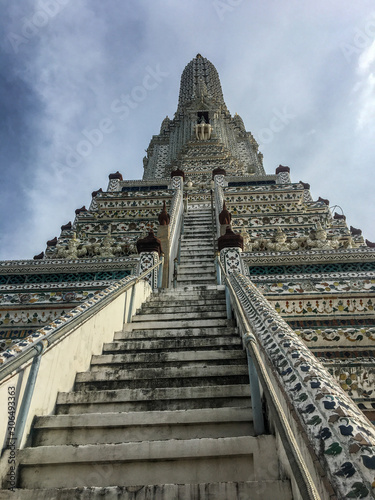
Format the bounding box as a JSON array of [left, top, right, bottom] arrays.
[[355, 40, 375, 130], [1, 0, 375, 259]]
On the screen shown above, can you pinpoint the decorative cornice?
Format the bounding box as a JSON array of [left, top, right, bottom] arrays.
[[242, 247, 375, 266], [120, 179, 171, 188], [225, 174, 277, 184], [0, 275, 135, 366], [0, 257, 139, 275], [231, 272, 375, 498]]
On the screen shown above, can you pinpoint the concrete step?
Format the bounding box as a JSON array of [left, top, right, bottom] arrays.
[[32, 407, 254, 446], [151, 285, 225, 304], [123, 318, 232, 331], [180, 240, 213, 246], [182, 234, 212, 239], [177, 255, 213, 262], [176, 275, 216, 283], [3, 480, 293, 500], [75, 372, 249, 391], [177, 277, 217, 285], [113, 326, 238, 340], [140, 298, 225, 310], [131, 310, 226, 322], [177, 266, 215, 274], [180, 250, 214, 257], [138, 305, 223, 316], [138, 304, 223, 315], [91, 350, 245, 367], [76, 363, 248, 385], [18, 435, 279, 489], [176, 270, 216, 277], [56, 384, 252, 414], [174, 284, 220, 291], [184, 221, 212, 225]]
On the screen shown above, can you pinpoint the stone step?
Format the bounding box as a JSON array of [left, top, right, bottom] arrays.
[[177, 274, 217, 279], [76, 363, 248, 386], [56, 384, 251, 414], [177, 277, 217, 285], [181, 240, 213, 246], [74, 359, 249, 391], [182, 233, 212, 239], [5, 480, 293, 500], [141, 297, 225, 309], [123, 318, 232, 331], [150, 290, 223, 302], [131, 310, 226, 323], [17, 435, 280, 489], [139, 304, 223, 315], [173, 284, 222, 290], [174, 284, 219, 291], [32, 407, 254, 446], [113, 326, 238, 340], [177, 255, 213, 261], [183, 226, 212, 231], [177, 271, 216, 279], [92, 349, 245, 367], [184, 222, 212, 225], [177, 263, 216, 274], [180, 250, 214, 257], [183, 225, 212, 229], [179, 250, 213, 255], [176, 275, 216, 284]]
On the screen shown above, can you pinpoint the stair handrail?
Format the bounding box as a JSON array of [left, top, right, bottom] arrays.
[[210, 189, 218, 255], [213, 177, 225, 239], [216, 257, 320, 500], [168, 182, 184, 286], [219, 259, 375, 499], [0, 258, 163, 380]]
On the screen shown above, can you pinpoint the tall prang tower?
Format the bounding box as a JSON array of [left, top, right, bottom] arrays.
[[143, 53, 264, 182], [1, 55, 375, 499]]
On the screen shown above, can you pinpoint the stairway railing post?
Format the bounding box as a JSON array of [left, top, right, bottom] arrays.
[[246, 349, 265, 436], [215, 254, 222, 285], [127, 282, 137, 323], [157, 255, 164, 289], [13, 339, 48, 447], [225, 286, 232, 320]]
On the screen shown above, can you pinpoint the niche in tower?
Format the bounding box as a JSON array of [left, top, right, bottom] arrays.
[[197, 111, 209, 124]]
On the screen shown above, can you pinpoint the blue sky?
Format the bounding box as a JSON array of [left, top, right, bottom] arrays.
[[0, 0, 374, 260]]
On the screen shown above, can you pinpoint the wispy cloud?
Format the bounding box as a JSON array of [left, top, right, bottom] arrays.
[[355, 40, 375, 130], [1, 0, 375, 259]]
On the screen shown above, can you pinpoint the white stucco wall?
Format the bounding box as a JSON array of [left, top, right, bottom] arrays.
[[0, 280, 151, 485]]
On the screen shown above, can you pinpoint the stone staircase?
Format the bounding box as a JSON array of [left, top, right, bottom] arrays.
[[177, 206, 216, 286], [10, 206, 293, 499]]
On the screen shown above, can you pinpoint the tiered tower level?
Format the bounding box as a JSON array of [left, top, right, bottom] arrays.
[[0, 54, 375, 461]]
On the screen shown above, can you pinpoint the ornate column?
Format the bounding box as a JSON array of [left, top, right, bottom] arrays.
[[107, 171, 123, 192], [157, 201, 171, 289], [213, 168, 226, 238], [218, 227, 244, 275], [218, 201, 232, 236], [275, 164, 291, 184], [136, 231, 162, 289]]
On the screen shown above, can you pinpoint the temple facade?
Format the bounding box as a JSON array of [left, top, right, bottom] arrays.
[[1, 54, 375, 499]]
